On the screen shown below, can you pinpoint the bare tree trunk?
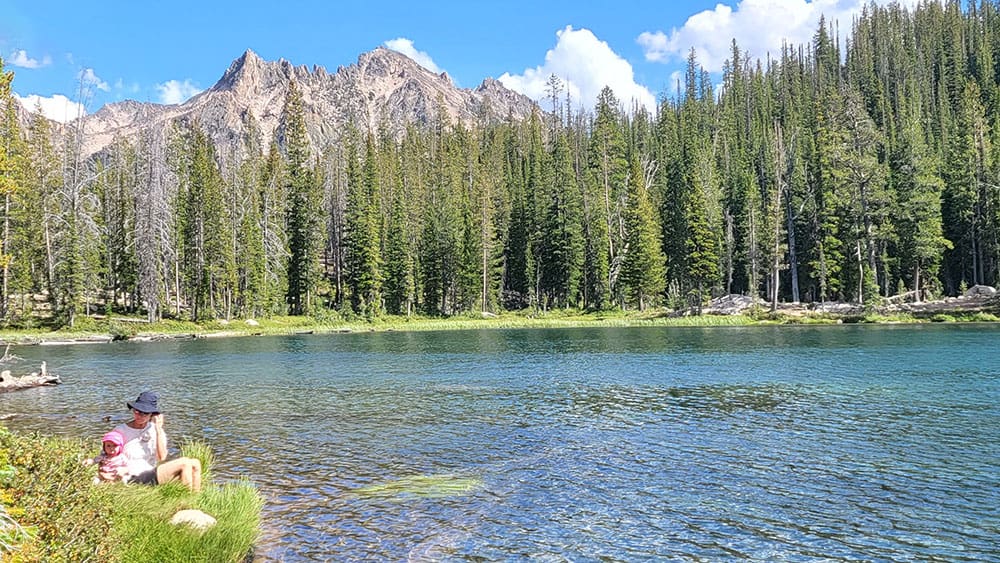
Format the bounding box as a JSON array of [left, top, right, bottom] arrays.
[[174, 255, 180, 316], [724, 210, 734, 295], [771, 122, 785, 312], [1, 193, 9, 319], [481, 193, 489, 313], [787, 197, 801, 303], [857, 240, 864, 305]]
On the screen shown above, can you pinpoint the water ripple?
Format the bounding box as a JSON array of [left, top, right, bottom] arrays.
[[1, 325, 998, 561]]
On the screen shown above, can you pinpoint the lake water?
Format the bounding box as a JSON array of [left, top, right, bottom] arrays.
[[1, 324, 998, 561]]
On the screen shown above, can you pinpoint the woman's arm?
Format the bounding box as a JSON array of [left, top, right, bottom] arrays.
[[152, 414, 168, 461]]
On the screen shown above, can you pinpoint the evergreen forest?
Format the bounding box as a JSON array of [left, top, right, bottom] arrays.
[[1, 1, 999, 327]]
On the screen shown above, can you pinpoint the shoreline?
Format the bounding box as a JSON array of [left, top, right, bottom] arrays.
[[0, 294, 997, 346]]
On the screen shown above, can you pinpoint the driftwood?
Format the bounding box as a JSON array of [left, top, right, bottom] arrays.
[[0, 361, 61, 393]]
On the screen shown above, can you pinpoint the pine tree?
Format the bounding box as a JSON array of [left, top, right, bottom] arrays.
[[538, 131, 583, 308], [175, 124, 227, 320], [893, 94, 950, 301], [420, 104, 462, 315], [97, 138, 139, 314], [283, 80, 322, 315], [344, 136, 383, 318], [0, 57, 24, 321], [620, 153, 666, 310], [15, 106, 60, 317], [589, 87, 628, 304], [502, 121, 531, 310], [942, 80, 989, 291], [383, 180, 414, 315], [685, 139, 722, 310], [259, 142, 289, 313]]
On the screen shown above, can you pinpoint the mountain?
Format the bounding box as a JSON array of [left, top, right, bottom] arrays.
[[75, 48, 538, 161]]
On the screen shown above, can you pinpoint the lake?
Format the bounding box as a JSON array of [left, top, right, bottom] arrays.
[[1, 324, 998, 561]]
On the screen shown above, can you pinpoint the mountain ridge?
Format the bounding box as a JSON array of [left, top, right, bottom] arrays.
[[66, 47, 538, 161]]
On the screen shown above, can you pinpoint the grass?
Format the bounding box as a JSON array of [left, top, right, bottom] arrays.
[[107, 478, 262, 562], [0, 426, 262, 562], [0, 300, 997, 346]]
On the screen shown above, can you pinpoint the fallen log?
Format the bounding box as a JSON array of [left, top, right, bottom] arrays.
[[0, 361, 61, 393]]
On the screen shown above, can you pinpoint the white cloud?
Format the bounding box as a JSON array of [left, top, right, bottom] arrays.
[[8, 49, 51, 69], [384, 38, 443, 74], [156, 79, 202, 105], [15, 93, 86, 123], [77, 68, 110, 92], [639, 0, 929, 73], [499, 26, 656, 113]]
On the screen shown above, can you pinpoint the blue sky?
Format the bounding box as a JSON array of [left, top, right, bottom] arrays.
[[3, 0, 918, 123]]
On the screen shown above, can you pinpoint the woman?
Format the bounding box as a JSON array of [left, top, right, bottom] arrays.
[[114, 391, 202, 492]]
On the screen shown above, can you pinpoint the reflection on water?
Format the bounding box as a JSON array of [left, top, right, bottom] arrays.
[[1, 324, 998, 561]]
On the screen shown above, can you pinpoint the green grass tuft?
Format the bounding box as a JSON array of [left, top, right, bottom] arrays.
[[108, 477, 263, 562]]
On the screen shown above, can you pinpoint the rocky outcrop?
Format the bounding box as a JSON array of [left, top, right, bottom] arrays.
[[702, 294, 761, 315]]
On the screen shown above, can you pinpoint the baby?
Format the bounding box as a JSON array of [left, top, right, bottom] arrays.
[[83, 430, 130, 483]]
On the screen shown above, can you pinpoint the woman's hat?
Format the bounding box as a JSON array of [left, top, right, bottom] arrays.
[[127, 391, 160, 414]]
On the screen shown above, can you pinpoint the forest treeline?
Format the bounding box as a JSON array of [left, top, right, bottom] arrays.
[[0, 1, 998, 327]]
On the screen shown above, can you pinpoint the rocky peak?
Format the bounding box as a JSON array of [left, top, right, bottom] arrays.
[[213, 49, 267, 91], [358, 47, 419, 74]]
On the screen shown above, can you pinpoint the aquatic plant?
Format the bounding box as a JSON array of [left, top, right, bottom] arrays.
[[354, 474, 483, 499]]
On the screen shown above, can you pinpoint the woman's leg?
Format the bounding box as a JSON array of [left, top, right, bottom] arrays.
[[156, 457, 202, 492], [191, 458, 202, 492]]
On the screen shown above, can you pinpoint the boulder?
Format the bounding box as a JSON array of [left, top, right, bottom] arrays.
[[703, 294, 759, 315], [964, 285, 996, 298], [169, 509, 217, 532]]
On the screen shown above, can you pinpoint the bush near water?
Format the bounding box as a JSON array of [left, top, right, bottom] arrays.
[[0, 426, 262, 562]]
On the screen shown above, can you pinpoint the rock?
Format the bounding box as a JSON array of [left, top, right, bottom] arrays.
[[964, 285, 996, 298], [703, 294, 759, 315], [245, 318, 259, 327], [811, 301, 863, 314], [169, 509, 217, 532]]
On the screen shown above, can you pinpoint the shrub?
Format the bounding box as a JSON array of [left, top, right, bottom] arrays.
[[0, 427, 117, 561], [968, 312, 999, 322]]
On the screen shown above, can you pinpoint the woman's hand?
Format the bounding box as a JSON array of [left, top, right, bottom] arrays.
[[152, 413, 168, 462]]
